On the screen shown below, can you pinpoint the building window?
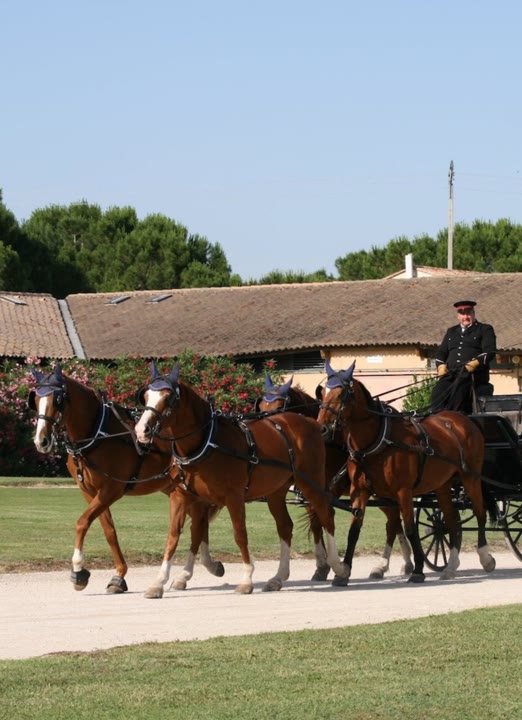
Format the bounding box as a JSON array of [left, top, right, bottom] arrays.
[[237, 351, 323, 373]]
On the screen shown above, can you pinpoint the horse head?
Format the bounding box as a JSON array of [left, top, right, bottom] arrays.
[[254, 375, 294, 412], [28, 363, 67, 454], [316, 360, 358, 439], [135, 363, 181, 443]]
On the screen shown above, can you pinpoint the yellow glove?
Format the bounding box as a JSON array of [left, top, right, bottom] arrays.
[[465, 358, 481, 373], [437, 364, 449, 377]]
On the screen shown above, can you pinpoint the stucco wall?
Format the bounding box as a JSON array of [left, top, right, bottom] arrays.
[[282, 347, 521, 412]]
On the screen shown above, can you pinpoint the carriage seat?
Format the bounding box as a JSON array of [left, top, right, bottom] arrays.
[[477, 394, 522, 436]]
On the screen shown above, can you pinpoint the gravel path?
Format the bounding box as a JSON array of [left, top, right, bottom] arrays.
[[1, 551, 520, 660]]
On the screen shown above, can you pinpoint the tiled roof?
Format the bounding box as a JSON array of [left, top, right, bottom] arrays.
[[385, 265, 489, 279], [3, 275, 522, 361], [63, 274, 522, 359], [0, 293, 74, 359]]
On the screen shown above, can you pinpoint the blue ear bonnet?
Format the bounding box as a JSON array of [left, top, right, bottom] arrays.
[[149, 379, 176, 391], [149, 361, 180, 391], [32, 365, 64, 397], [324, 360, 356, 389], [262, 375, 293, 402]]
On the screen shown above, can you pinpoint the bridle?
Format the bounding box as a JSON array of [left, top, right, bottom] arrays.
[[137, 381, 219, 468], [136, 382, 181, 441], [318, 381, 356, 440], [28, 382, 67, 430], [319, 380, 394, 460]]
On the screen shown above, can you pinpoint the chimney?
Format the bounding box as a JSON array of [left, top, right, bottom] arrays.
[[404, 253, 416, 279]]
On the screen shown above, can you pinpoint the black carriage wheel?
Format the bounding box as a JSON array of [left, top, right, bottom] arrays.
[[414, 506, 462, 572], [499, 499, 522, 561]]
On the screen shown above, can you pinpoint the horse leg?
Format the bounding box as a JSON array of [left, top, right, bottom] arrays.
[[96, 509, 129, 594], [398, 489, 426, 583], [294, 479, 350, 584], [435, 485, 463, 580], [171, 502, 225, 591], [330, 493, 368, 587], [226, 496, 254, 594], [71, 490, 119, 591], [369, 506, 413, 579], [193, 506, 225, 578], [262, 488, 293, 591], [462, 475, 496, 573], [145, 489, 188, 598], [309, 506, 330, 582]]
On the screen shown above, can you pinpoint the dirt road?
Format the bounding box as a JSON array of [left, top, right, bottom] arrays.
[[1, 551, 520, 660]]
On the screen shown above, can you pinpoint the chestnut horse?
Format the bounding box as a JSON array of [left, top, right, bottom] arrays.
[[29, 365, 224, 593], [257, 374, 413, 580], [134, 363, 350, 595], [316, 360, 496, 584]]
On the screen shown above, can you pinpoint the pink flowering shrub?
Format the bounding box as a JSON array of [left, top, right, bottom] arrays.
[[0, 352, 282, 477]]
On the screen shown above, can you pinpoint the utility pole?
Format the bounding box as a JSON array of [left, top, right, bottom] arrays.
[[448, 160, 454, 270]]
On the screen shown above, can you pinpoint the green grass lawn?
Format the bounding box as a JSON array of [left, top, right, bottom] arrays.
[[1, 606, 521, 720]]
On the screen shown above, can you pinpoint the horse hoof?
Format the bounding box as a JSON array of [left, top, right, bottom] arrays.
[[483, 556, 496, 573], [171, 579, 188, 590], [70, 568, 90, 590], [144, 585, 164, 599], [212, 561, 225, 578], [311, 566, 330, 581], [440, 569, 456, 581], [234, 584, 254, 595], [262, 578, 283, 592], [106, 576, 128, 594], [407, 573, 425, 583], [369, 568, 385, 580], [331, 575, 349, 587], [402, 562, 414, 575]]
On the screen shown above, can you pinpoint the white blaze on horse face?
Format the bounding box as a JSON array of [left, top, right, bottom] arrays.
[[34, 395, 54, 453], [135, 389, 164, 443]]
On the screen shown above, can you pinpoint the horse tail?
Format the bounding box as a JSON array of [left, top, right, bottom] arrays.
[[481, 480, 500, 524], [207, 505, 223, 524], [293, 503, 315, 537]]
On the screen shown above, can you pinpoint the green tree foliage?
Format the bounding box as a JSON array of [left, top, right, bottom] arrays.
[[250, 269, 334, 285], [402, 376, 436, 414], [0, 193, 34, 291], [335, 219, 522, 280], [14, 201, 236, 295]]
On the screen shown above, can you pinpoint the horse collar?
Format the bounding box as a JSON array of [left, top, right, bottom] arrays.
[[346, 402, 392, 461], [171, 404, 218, 467]]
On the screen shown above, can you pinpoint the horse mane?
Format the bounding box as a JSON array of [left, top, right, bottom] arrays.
[[356, 378, 381, 413]]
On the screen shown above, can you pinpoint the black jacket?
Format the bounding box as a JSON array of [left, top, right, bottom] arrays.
[[435, 320, 497, 385]]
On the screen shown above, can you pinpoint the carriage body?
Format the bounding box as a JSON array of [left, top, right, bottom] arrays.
[[414, 397, 522, 569]]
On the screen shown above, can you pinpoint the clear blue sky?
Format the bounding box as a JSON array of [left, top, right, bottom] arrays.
[[3, 1, 522, 281]]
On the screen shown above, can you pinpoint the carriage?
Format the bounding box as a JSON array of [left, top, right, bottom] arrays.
[[415, 394, 522, 570]]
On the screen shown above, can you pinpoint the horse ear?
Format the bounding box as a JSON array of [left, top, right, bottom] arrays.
[[324, 359, 336, 377], [339, 360, 356, 384], [31, 367, 45, 383], [280, 376, 293, 394], [150, 360, 161, 380], [54, 364, 63, 381], [264, 374, 274, 391], [168, 364, 180, 384]]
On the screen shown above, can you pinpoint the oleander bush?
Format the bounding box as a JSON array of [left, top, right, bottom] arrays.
[[0, 352, 282, 477]]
